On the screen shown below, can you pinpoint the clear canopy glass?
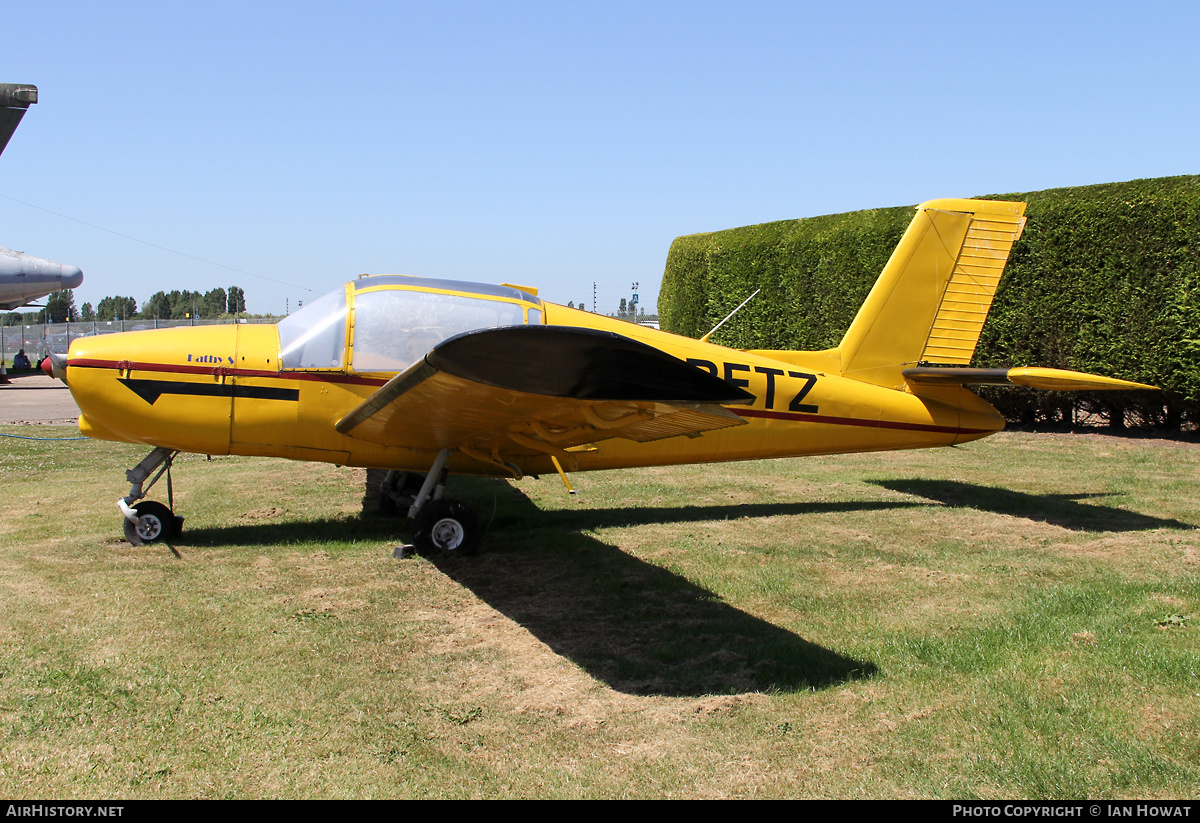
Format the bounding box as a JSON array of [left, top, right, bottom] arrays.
[[277, 286, 347, 370], [276, 276, 542, 373]]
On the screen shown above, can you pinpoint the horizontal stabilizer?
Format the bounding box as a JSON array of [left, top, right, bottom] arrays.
[[903, 366, 1158, 392]]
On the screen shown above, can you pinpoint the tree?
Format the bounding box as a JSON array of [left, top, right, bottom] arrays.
[[41, 290, 77, 323], [619, 298, 628, 318], [80, 302, 95, 321], [96, 296, 137, 321], [203, 287, 227, 317], [227, 286, 246, 314], [141, 291, 171, 320], [166, 289, 204, 319]]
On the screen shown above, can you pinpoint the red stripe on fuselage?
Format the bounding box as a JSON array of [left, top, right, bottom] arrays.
[[65, 358, 390, 387]]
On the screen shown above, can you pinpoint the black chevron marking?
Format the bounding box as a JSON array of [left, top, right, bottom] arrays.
[[118, 379, 299, 405]]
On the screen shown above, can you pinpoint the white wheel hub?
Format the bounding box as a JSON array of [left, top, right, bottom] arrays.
[[431, 517, 464, 550], [136, 514, 164, 541]]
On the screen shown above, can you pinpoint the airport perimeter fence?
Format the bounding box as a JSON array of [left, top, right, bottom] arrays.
[[0, 316, 282, 365]]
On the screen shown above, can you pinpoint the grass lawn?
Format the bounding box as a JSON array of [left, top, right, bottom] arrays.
[[1, 426, 1197, 798]]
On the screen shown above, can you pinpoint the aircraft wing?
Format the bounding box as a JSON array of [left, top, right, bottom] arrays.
[[335, 326, 752, 469]]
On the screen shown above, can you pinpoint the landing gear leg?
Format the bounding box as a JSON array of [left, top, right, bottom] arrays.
[[406, 449, 482, 556], [378, 470, 425, 517], [118, 447, 184, 546]]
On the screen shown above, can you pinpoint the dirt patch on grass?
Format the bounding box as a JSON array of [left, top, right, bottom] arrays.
[[239, 507, 285, 521], [425, 596, 646, 726]]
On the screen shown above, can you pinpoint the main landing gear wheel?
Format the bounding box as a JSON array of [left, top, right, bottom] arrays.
[[122, 501, 183, 546], [411, 498, 481, 556]]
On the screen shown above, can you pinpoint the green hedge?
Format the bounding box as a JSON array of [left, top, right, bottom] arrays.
[[658, 176, 1200, 427]]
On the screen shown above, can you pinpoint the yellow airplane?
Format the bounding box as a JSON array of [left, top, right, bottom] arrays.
[[46, 198, 1156, 553]]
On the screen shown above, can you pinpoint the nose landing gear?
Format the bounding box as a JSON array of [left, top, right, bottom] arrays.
[[122, 500, 182, 546], [118, 447, 184, 546]]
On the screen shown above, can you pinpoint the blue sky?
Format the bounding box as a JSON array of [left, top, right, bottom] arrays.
[[2, 1, 1197, 318]]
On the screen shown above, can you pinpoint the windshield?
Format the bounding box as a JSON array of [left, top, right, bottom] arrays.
[[277, 286, 348, 370]]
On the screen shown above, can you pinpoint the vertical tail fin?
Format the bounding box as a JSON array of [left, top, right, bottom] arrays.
[[837, 198, 1026, 387]]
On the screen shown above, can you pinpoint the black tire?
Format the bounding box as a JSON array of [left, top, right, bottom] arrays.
[[411, 498, 481, 556], [122, 501, 179, 546], [379, 471, 425, 517]]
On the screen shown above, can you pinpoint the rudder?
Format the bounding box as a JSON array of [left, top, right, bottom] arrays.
[[836, 199, 1027, 388]]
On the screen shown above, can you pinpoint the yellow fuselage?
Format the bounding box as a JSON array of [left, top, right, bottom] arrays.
[[66, 302, 1005, 478]]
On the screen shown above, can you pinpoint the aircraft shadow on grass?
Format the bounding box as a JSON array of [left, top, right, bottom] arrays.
[[182, 478, 900, 697], [422, 483, 893, 697], [167, 472, 1192, 693], [870, 479, 1194, 532]]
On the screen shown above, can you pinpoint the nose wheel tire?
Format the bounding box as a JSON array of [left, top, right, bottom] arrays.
[[411, 498, 481, 556], [122, 501, 183, 546]]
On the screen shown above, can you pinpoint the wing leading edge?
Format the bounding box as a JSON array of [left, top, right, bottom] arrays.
[[335, 325, 753, 472]]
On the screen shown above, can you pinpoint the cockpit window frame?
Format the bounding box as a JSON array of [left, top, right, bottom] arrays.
[[347, 280, 543, 376], [277, 276, 545, 375], [351, 275, 543, 305], [276, 283, 352, 372]]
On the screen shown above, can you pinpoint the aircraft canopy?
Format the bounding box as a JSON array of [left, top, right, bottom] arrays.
[[277, 275, 544, 373]]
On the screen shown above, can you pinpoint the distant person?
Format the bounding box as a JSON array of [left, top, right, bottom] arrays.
[[11, 349, 30, 370]]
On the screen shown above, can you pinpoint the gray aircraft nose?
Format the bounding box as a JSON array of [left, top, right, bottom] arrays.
[[60, 263, 83, 289]]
